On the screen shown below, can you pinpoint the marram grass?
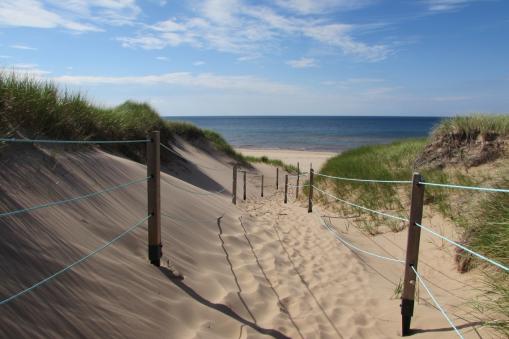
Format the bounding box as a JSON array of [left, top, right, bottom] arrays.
[[0, 73, 244, 162], [432, 115, 509, 140], [317, 121, 509, 333]]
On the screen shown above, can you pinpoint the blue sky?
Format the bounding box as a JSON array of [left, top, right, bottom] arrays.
[[0, 0, 508, 116]]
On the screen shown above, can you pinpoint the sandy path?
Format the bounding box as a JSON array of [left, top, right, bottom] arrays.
[[230, 177, 491, 338], [234, 189, 388, 338]]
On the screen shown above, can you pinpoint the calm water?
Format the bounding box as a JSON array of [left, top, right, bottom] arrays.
[[165, 116, 442, 152]]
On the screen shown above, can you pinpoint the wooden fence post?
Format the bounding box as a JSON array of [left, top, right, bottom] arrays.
[[232, 165, 237, 205], [401, 173, 425, 336], [276, 168, 279, 190], [284, 174, 288, 204], [296, 162, 300, 199], [147, 130, 162, 267], [243, 171, 247, 201], [261, 175, 264, 197], [308, 169, 314, 213]]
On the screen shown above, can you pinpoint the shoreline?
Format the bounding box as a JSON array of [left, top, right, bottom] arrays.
[[236, 148, 337, 170]]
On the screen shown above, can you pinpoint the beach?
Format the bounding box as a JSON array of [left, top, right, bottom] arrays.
[[0, 137, 492, 338], [236, 148, 337, 170], [2, 0, 506, 334]]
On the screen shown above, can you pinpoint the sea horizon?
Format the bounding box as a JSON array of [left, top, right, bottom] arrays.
[[165, 116, 442, 153]]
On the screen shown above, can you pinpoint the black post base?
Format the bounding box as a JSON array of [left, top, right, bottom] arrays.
[[401, 298, 414, 336], [149, 243, 162, 266], [402, 315, 412, 336]]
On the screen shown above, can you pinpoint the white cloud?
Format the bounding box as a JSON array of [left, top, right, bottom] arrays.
[[286, 57, 317, 68], [2, 63, 51, 76], [156, 56, 169, 61], [275, 0, 372, 14], [193, 61, 206, 66], [201, 0, 241, 24], [48, 0, 141, 26], [52, 72, 299, 94], [0, 55, 11, 59], [117, 36, 167, 49], [117, 1, 390, 62], [0, 0, 101, 32], [10, 44, 37, 50], [302, 24, 389, 61], [0, 0, 141, 32], [424, 0, 475, 12]]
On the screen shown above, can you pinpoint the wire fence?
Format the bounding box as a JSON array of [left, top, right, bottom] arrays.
[[312, 185, 408, 222], [315, 170, 509, 193], [312, 207, 467, 338], [0, 177, 150, 219], [169, 181, 227, 196], [294, 170, 508, 337], [0, 136, 158, 306], [418, 181, 509, 194], [0, 215, 150, 305], [315, 172, 412, 185], [160, 143, 227, 172], [415, 222, 508, 272], [0, 137, 149, 144], [317, 212, 405, 264], [411, 266, 465, 339], [2, 133, 507, 336]]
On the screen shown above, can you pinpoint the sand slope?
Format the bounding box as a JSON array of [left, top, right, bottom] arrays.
[[0, 143, 493, 338], [236, 149, 336, 171]]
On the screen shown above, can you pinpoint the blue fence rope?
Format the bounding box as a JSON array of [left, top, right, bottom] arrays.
[[411, 266, 464, 339], [160, 143, 182, 157], [288, 172, 308, 177], [169, 181, 226, 196], [316, 173, 412, 185], [0, 177, 150, 219], [311, 184, 507, 272], [0, 137, 149, 145], [0, 215, 150, 305], [316, 213, 405, 263], [415, 222, 509, 272], [160, 143, 229, 172], [418, 181, 509, 194], [312, 185, 408, 222]]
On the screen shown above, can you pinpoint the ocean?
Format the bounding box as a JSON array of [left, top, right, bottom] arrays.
[[165, 116, 442, 152]]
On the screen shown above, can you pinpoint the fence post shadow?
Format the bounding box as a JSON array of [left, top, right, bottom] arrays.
[[157, 267, 291, 339]]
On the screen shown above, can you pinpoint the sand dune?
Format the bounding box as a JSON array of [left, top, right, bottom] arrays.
[[0, 142, 493, 338], [236, 148, 336, 171]]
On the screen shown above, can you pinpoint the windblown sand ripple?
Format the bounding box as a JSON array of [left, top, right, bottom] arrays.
[[0, 142, 492, 338]]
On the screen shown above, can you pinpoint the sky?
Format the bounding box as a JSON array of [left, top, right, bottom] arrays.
[[0, 0, 508, 116]]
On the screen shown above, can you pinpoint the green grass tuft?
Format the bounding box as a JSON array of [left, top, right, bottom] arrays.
[[0, 73, 244, 163], [432, 115, 509, 140], [317, 139, 428, 211], [243, 155, 297, 173], [316, 124, 509, 334]]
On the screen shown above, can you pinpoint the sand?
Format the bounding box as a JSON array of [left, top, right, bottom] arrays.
[[236, 148, 337, 171], [0, 141, 493, 338]]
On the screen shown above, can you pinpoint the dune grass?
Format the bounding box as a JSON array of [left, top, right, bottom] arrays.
[[243, 155, 298, 173], [317, 139, 430, 212], [316, 118, 509, 332], [0, 73, 244, 163], [466, 181, 509, 334], [432, 115, 509, 140]]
